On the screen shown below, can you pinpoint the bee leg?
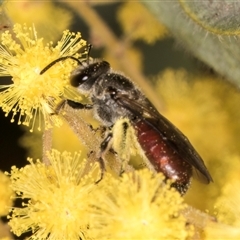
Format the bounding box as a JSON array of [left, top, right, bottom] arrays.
[[95, 132, 113, 184], [95, 157, 105, 184], [100, 132, 113, 157], [118, 125, 128, 177], [54, 99, 93, 115], [112, 119, 132, 176], [88, 125, 108, 137], [95, 125, 107, 135], [86, 150, 104, 184], [66, 99, 93, 110]]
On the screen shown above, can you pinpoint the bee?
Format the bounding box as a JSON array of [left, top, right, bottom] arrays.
[[40, 47, 213, 194]]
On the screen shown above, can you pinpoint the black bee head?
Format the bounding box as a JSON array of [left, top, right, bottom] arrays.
[[70, 60, 110, 91]]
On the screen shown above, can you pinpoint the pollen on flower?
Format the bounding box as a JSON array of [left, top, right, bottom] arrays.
[[87, 169, 194, 239], [7, 149, 101, 239], [0, 24, 87, 131]]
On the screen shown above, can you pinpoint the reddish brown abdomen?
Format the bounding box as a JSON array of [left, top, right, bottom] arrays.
[[134, 120, 192, 193]]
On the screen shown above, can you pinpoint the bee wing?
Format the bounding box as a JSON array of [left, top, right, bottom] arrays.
[[116, 94, 213, 184]]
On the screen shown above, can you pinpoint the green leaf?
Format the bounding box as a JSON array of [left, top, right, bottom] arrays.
[[143, 1, 240, 86]]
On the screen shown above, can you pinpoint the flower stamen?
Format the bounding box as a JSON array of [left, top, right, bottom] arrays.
[[0, 24, 87, 131]]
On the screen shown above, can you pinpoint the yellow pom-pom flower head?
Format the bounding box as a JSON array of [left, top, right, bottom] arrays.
[[7, 149, 100, 239], [0, 24, 87, 131], [88, 169, 193, 239]]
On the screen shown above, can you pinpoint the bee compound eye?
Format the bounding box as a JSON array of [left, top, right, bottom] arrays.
[[70, 73, 89, 87]]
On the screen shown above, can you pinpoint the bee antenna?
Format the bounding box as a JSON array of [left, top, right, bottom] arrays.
[[40, 56, 82, 75], [87, 44, 92, 65]]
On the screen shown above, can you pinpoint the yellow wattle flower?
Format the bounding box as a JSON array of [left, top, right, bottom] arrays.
[[7, 148, 197, 239], [0, 24, 87, 131], [87, 169, 194, 239], [7, 149, 101, 239]]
